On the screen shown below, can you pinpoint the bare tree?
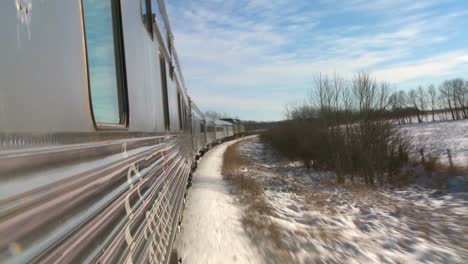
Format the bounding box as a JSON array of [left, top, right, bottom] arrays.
[[351, 73, 395, 185], [352, 72, 384, 119], [408, 89, 422, 123], [389, 92, 400, 123], [417, 86, 427, 122], [389, 90, 409, 124], [438, 79, 468, 120], [465, 80, 468, 116], [389, 78, 466, 122], [452, 78, 467, 119], [378, 82, 392, 111], [437, 93, 449, 121], [398, 90, 410, 123], [427, 85, 437, 121], [439, 81, 456, 120], [286, 102, 317, 120]]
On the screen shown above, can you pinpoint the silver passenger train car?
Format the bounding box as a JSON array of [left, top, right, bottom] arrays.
[[0, 1, 243, 263]]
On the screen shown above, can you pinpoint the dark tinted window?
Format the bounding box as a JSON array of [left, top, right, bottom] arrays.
[[141, 0, 152, 37], [160, 54, 170, 130], [183, 103, 189, 131], [177, 92, 183, 130]]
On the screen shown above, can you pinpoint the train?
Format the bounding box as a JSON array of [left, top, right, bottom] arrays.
[[0, 1, 245, 263]]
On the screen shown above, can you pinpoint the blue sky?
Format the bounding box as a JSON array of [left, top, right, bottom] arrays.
[[167, 0, 468, 121]]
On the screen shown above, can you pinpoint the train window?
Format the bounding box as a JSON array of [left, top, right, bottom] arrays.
[[168, 37, 173, 56], [140, 0, 153, 38], [83, 0, 128, 126], [177, 92, 183, 130], [185, 104, 189, 131], [160, 54, 170, 130], [152, 0, 167, 43], [169, 63, 175, 80], [182, 103, 186, 130], [182, 102, 187, 131]]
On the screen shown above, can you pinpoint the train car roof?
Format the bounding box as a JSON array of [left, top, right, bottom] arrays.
[[214, 120, 233, 126], [219, 118, 242, 124]]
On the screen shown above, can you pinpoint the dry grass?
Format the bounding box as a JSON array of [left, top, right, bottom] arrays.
[[387, 158, 468, 189], [414, 156, 467, 176], [222, 142, 250, 175], [304, 192, 338, 215], [222, 141, 294, 263], [431, 162, 467, 176], [222, 142, 263, 199]]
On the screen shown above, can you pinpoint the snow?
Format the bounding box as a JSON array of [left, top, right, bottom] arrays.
[[397, 119, 468, 168], [175, 126, 467, 263], [238, 138, 468, 264], [174, 139, 263, 264]]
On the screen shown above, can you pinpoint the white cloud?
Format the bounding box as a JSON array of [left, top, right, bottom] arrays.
[[373, 51, 468, 83], [193, 94, 283, 111], [167, 0, 468, 120]]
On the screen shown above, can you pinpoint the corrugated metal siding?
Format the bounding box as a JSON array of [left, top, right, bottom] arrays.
[[0, 133, 192, 264]]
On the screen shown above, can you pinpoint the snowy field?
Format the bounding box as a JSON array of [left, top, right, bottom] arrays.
[[397, 119, 468, 168], [174, 126, 467, 264], [238, 138, 468, 264], [174, 138, 263, 264]]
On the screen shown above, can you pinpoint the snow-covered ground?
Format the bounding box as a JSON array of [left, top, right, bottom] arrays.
[[175, 127, 467, 264], [397, 119, 468, 167], [238, 138, 468, 264], [174, 139, 263, 264]]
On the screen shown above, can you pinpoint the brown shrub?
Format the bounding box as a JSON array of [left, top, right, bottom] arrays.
[[262, 72, 413, 186], [222, 141, 294, 263], [261, 119, 409, 186], [222, 142, 250, 175]]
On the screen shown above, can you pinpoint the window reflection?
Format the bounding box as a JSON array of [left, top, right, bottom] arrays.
[[83, 0, 123, 124], [160, 55, 170, 130], [141, 0, 148, 25], [141, 0, 152, 36], [152, 0, 167, 43]]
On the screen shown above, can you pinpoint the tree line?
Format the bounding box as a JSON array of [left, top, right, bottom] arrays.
[[262, 73, 466, 186], [263, 73, 404, 185], [389, 78, 468, 124]]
